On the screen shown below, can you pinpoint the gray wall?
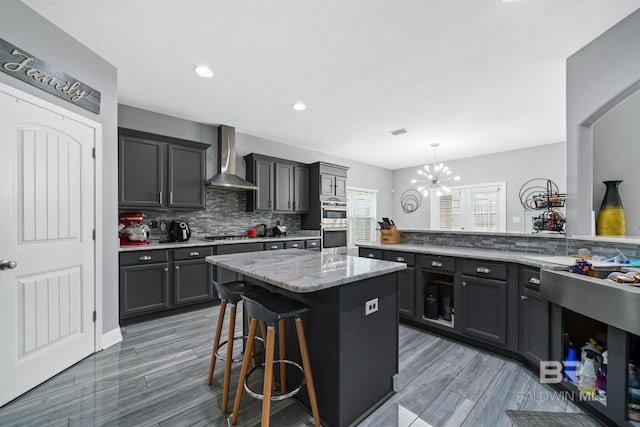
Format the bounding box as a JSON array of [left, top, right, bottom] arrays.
[[118, 104, 394, 224], [566, 8, 640, 236], [593, 89, 640, 236], [392, 142, 566, 233], [2, 1, 119, 335]]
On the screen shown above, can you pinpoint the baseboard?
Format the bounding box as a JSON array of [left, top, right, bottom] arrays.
[[101, 327, 123, 349]]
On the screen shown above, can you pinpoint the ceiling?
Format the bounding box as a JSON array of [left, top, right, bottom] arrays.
[[20, 0, 640, 170]]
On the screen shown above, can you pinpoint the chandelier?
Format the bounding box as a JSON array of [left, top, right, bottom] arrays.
[[411, 143, 460, 197]]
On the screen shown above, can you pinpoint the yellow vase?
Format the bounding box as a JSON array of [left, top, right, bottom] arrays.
[[596, 180, 626, 236]]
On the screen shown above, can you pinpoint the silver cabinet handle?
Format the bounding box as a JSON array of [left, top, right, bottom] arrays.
[[292, 243, 299, 248], [476, 267, 491, 274], [462, 281, 467, 287], [288, 200, 291, 209], [528, 277, 540, 285], [270, 245, 278, 250], [159, 191, 163, 204], [164, 267, 168, 272], [175, 265, 180, 270], [170, 192, 173, 204], [139, 255, 152, 261], [189, 251, 200, 257], [521, 295, 528, 300], [396, 257, 405, 262], [309, 242, 317, 246], [0, 259, 18, 270], [431, 261, 443, 268], [368, 253, 376, 258]]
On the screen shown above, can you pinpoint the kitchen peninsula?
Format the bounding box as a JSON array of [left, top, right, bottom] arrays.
[[205, 249, 406, 427]]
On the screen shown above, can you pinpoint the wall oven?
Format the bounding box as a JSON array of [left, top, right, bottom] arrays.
[[320, 200, 348, 254]]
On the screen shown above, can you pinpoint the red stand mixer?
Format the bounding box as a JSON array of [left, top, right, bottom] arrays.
[[119, 212, 150, 245]]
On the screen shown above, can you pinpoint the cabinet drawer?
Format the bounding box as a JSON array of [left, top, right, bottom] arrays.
[[420, 255, 455, 273], [285, 240, 304, 249], [383, 251, 415, 267], [265, 241, 284, 250], [461, 260, 507, 281], [216, 242, 264, 255], [120, 249, 168, 266], [520, 266, 541, 289], [305, 239, 321, 250], [359, 248, 382, 259], [174, 246, 212, 261]]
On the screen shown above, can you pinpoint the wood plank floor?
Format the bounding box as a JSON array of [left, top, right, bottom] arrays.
[[0, 305, 598, 427]]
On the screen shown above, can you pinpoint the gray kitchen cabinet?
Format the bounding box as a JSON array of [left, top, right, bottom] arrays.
[[383, 250, 416, 319], [305, 239, 321, 251], [118, 128, 207, 209], [284, 240, 304, 249], [518, 266, 549, 367], [215, 242, 264, 284], [320, 165, 348, 198], [459, 260, 517, 350], [418, 255, 457, 330], [245, 153, 309, 213], [173, 247, 214, 306], [359, 247, 382, 260], [265, 241, 284, 250], [119, 250, 170, 318]]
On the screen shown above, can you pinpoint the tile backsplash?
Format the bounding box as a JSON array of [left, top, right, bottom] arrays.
[[121, 188, 303, 239]]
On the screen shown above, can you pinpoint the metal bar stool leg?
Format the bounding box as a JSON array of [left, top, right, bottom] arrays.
[[296, 316, 321, 427], [221, 303, 237, 413], [261, 325, 277, 427], [278, 319, 287, 394], [231, 318, 258, 425], [207, 299, 227, 385]]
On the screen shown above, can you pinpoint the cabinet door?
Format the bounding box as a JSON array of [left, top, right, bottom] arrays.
[[519, 286, 549, 367], [119, 263, 169, 318], [173, 258, 213, 305], [334, 176, 347, 197], [274, 163, 294, 211], [255, 159, 274, 211], [167, 144, 206, 209], [293, 166, 309, 212], [460, 275, 508, 346], [285, 240, 304, 249], [398, 267, 416, 318], [119, 135, 164, 207], [321, 175, 335, 196]]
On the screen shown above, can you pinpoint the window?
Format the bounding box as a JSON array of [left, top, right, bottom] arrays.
[[432, 182, 506, 232], [347, 187, 377, 247]]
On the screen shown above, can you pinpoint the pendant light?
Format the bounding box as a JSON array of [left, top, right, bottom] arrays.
[[411, 143, 461, 197]]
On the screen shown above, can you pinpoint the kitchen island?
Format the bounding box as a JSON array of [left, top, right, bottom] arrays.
[[205, 249, 406, 427]]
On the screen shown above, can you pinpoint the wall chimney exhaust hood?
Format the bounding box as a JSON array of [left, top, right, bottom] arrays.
[[206, 125, 258, 191]]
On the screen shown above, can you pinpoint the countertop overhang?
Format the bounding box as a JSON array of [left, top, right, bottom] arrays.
[[541, 269, 640, 336], [205, 249, 407, 293]]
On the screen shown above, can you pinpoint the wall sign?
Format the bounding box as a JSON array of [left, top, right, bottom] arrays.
[[0, 37, 100, 114]]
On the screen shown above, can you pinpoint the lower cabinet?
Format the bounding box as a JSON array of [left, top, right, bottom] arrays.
[[459, 274, 509, 346], [518, 266, 549, 367], [119, 250, 170, 318], [119, 247, 214, 321], [173, 247, 214, 306], [383, 251, 416, 319]]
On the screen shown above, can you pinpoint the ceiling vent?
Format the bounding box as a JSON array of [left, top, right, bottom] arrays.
[[390, 128, 407, 136]]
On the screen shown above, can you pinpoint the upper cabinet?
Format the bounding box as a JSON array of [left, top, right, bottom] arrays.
[[118, 128, 207, 210], [316, 162, 348, 200], [244, 153, 309, 213]]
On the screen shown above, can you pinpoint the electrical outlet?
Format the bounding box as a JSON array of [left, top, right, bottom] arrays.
[[365, 297, 378, 316]]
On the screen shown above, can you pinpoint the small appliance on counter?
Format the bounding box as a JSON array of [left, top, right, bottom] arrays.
[[271, 221, 287, 237], [119, 212, 150, 246], [169, 220, 191, 242], [256, 224, 268, 237]]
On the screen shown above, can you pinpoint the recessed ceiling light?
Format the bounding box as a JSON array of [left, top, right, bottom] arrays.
[[292, 102, 306, 111], [194, 66, 213, 78], [501, 0, 519, 2]]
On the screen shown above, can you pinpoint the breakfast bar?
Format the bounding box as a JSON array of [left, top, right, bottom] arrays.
[[205, 249, 407, 427]]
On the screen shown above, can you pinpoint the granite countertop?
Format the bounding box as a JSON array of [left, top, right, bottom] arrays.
[[205, 249, 407, 293], [119, 235, 320, 252], [357, 242, 626, 270]]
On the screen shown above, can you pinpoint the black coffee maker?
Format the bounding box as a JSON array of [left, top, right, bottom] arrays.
[[169, 220, 191, 242]]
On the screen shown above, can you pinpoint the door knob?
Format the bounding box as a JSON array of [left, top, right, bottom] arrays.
[[0, 259, 18, 270]]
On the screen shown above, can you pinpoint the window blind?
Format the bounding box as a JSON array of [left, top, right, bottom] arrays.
[[347, 188, 377, 246]]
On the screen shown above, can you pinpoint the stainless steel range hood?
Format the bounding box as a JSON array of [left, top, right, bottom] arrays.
[[206, 125, 258, 191]]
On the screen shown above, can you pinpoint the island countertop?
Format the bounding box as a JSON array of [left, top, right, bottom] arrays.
[[205, 248, 406, 293]]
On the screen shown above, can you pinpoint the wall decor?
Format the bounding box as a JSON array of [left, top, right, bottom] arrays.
[[401, 189, 422, 213], [596, 180, 626, 236], [0, 37, 100, 114]]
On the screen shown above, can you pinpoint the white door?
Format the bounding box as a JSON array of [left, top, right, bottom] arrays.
[[0, 87, 97, 407]]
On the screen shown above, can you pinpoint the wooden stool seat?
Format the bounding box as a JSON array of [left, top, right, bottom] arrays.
[[231, 292, 321, 427], [207, 281, 267, 413]]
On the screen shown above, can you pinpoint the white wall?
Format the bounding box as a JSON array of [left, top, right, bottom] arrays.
[[392, 142, 566, 233], [566, 8, 640, 236], [2, 1, 119, 334], [592, 89, 640, 236]]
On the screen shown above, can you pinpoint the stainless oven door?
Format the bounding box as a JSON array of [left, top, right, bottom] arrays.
[[322, 227, 347, 254]]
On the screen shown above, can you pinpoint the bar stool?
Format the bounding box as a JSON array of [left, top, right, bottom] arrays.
[[207, 281, 266, 413], [230, 292, 320, 427]]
